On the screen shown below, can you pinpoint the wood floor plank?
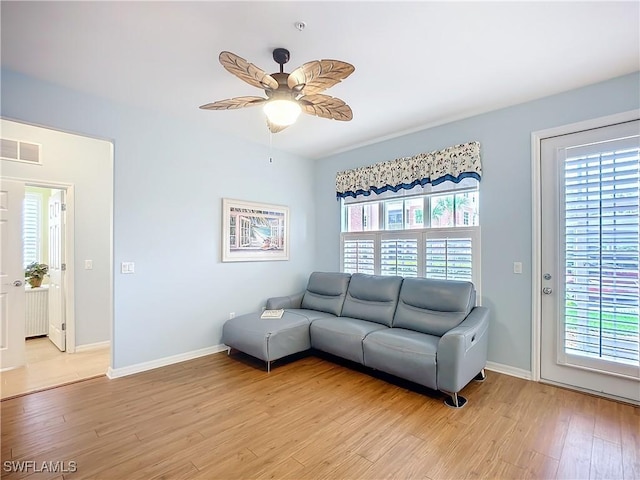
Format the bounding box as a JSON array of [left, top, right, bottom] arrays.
[[555, 413, 595, 480], [253, 456, 307, 480], [620, 406, 640, 479], [1, 353, 638, 480], [518, 450, 559, 480], [593, 397, 623, 444], [147, 461, 200, 480], [318, 453, 373, 480], [589, 437, 623, 480], [359, 433, 428, 479], [468, 459, 527, 479]]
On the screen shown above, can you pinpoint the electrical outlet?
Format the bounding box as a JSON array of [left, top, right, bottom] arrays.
[[84, 260, 93, 270], [229, 312, 235, 319], [513, 262, 523, 274]]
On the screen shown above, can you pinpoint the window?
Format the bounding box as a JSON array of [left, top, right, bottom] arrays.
[[23, 192, 42, 267], [384, 201, 403, 230], [344, 202, 380, 232], [341, 182, 481, 294]]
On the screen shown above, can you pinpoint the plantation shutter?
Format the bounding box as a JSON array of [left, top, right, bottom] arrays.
[[342, 236, 375, 274], [381, 236, 418, 277], [564, 143, 639, 364], [425, 237, 474, 282], [23, 192, 41, 268]]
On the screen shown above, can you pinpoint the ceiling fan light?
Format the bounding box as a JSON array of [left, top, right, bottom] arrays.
[[263, 99, 301, 126]]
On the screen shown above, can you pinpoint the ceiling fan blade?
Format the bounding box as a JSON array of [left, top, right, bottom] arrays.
[[287, 60, 355, 95], [219, 51, 279, 91], [199, 96, 267, 110], [299, 94, 353, 121], [267, 120, 290, 134]]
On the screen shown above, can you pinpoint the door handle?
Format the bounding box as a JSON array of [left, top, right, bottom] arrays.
[[542, 287, 552, 294], [13, 280, 23, 287]]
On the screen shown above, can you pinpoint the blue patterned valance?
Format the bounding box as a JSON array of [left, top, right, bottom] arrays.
[[336, 141, 482, 199]]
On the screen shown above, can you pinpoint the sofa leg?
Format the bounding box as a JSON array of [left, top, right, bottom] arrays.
[[444, 392, 468, 409], [474, 368, 486, 382], [227, 346, 232, 356], [266, 361, 271, 373]]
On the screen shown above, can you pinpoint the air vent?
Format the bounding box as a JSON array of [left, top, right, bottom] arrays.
[[1, 138, 41, 164]]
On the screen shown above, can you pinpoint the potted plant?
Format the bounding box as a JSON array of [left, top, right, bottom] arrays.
[[25, 262, 49, 288]]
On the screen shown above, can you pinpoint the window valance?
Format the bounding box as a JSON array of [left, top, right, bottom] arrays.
[[335, 141, 482, 199]]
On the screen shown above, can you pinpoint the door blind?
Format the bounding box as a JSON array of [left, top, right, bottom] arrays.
[[564, 146, 639, 365]]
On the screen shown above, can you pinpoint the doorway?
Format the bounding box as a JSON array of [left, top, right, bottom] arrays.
[[533, 113, 640, 404], [0, 118, 113, 397], [1, 180, 110, 399], [23, 185, 66, 352]]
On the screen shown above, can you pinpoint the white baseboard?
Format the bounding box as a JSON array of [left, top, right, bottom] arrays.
[[486, 361, 533, 381], [104, 346, 534, 384], [74, 341, 111, 352], [106, 344, 228, 379]]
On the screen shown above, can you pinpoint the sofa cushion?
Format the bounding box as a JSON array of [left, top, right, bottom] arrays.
[[300, 272, 351, 316], [310, 317, 387, 365], [222, 311, 311, 363], [363, 328, 439, 390], [393, 278, 475, 336], [341, 273, 403, 326], [285, 309, 338, 322]]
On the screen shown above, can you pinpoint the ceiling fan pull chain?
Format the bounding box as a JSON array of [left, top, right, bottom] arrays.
[[269, 129, 273, 164]]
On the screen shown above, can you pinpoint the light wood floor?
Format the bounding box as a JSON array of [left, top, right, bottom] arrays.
[[1, 351, 639, 480], [0, 337, 110, 400]]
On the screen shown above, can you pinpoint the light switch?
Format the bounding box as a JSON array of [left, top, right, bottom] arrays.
[[85, 260, 93, 270], [121, 262, 135, 274], [513, 262, 523, 274]]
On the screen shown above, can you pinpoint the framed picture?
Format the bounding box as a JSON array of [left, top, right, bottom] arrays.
[[221, 198, 290, 262]]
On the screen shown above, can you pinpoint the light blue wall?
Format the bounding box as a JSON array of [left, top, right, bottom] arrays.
[[4, 67, 638, 373], [1, 69, 316, 369], [313, 72, 640, 372]]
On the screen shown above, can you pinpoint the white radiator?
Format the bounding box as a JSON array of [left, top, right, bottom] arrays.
[[25, 286, 49, 337]]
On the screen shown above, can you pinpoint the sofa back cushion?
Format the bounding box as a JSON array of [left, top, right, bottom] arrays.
[[341, 273, 403, 326], [393, 277, 476, 336], [301, 272, 352, 316]]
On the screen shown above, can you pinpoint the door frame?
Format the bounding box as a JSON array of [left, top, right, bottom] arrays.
[[531, 109, 640, 383], [8, 177, 77, 353]]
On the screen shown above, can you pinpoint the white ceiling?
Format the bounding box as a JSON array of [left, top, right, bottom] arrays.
[[1, 1, 639, 159]]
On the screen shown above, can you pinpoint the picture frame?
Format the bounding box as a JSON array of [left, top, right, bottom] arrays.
[[221, 198, 290, 262]]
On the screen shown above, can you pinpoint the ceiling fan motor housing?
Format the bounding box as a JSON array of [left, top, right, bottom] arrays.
[[272, 48, 291, 68], [265, 72, 297, 100]]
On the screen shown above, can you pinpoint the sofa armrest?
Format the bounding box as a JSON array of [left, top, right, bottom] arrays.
[[266, 292, 304, 310], [436, 306, 490, 394]]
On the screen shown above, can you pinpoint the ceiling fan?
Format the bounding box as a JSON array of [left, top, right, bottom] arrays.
[[199, 48, 355, 133]]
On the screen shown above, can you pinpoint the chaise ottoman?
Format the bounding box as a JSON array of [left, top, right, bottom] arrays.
[[221, 311, 311, 372]]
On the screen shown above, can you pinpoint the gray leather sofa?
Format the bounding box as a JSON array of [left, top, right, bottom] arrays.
[[223, 271, 490, 408]]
